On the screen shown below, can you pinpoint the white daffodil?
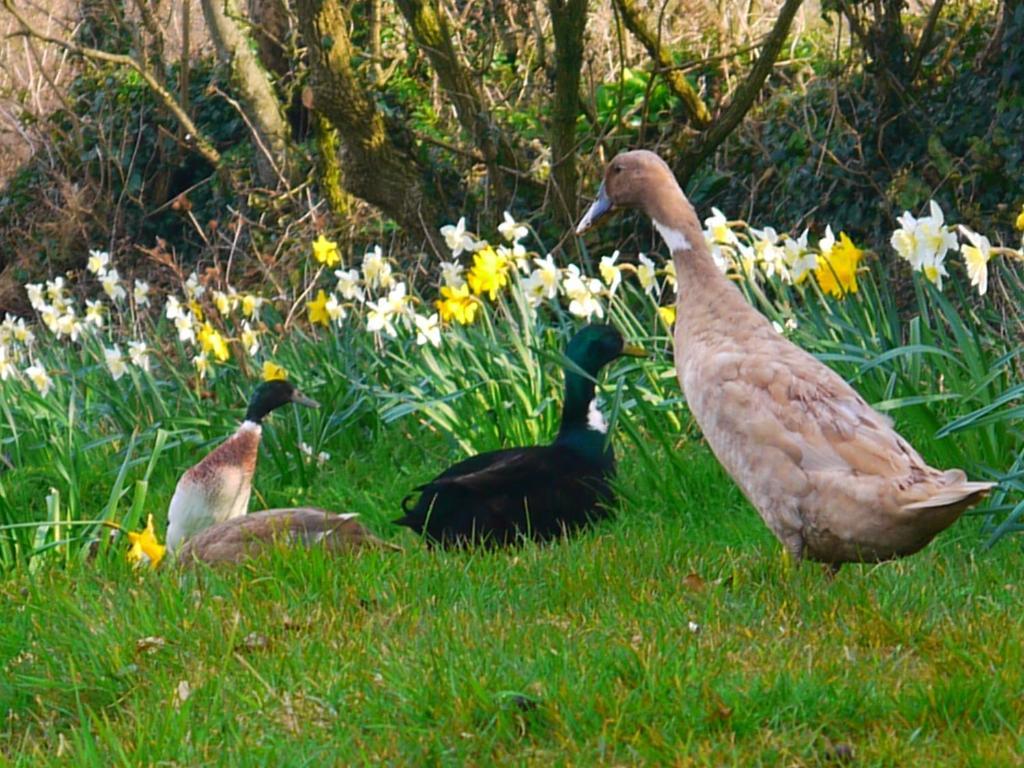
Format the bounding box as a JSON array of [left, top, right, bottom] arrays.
[[922, 252, 949, 289], [184, 272, 205, 299], [498, 243, 530, 274], [165, 295, 185, 321], [334, 268, 364, 302], [439, 260, 466, 289], [662, 259, 677, 293], [85, 299, 106, 327], [960, 227, 992, 296], [362, 245, 395, 291], [751, 226, 788, 281], [55, 311, 82, 342], [636, 253, 658, 295], [704, 207, 739, 246], [39, 305, 59, 334], [498, 211, 529, 243], [240, 321, 260, 355], [25, 283, 45, 310], [192, 353, 210, 379], [133, 280, 150, 307], [530, 255, 561, 300], [46, 277, 66, 305], [128, 340, 151, 371], [562, 265, 605, 320], [241, 294, 264, 319], [25, 363, 53, 396], [87, 249, 110, 276], [174, 312, 196, 344], [325, 294, 346, 324], [11, 317, 32, 346], [101, 269, 127, 303], [365, 282, 408, 337], [104, 345, 128, 380], [212, 289, 237, 316], [599, 251, 623, 294], [783, 230, 815, 284], [0, 345, 16, 381], [414, 313, 442, 347], [440, 217, 478, 257], [891, 200, 958, 273]]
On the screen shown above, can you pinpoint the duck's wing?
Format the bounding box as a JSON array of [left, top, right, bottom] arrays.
[[177, 508, 397, 565], [693, 335, 990, 509], [423, 446, 557, 492]]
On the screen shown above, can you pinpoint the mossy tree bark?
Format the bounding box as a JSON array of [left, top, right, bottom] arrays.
[[201, 0, 296, 187], [393, 0, 525, 205], [296, 0, 444, 251], [612, 0, 711, 129], [547, 0, 588, 230], [676, 0, 804, 183]]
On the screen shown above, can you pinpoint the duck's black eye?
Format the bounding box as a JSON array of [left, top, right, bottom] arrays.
[[612, 164, 623, 174]]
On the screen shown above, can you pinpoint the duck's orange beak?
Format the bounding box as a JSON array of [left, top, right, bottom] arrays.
[[576, 182, 613, 235]]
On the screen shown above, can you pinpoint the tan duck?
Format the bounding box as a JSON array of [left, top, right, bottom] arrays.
[[166, 380, 321, 553], [176, 507, 397, 565], [577, 150, 994, 568]]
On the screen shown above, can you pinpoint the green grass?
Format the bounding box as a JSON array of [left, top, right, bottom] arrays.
[[3, 421, 1023, 766]]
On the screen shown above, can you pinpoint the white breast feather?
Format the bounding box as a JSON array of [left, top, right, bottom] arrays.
[[654, 220, 692, 253], [586, 398, 608, 434]]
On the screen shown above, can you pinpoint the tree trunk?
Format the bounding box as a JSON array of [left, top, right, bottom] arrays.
[[296, 0, 444, 251], [547, 0, 588, 230], [393, 0, 524, 204], [201, 0, 295, 187]]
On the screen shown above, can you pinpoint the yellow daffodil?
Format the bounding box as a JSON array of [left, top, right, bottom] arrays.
[[262, 360, 288, 381], [658, 305, 676, 326], [307, 289, 331, 327], [436, 284, 479, 325], [188, 299, 204, 322], [313, 234, 341, 267], [126, 514, 166, 569], [466, 246, 510, 300], [1016, 204, 1024, 232], [814, 232, 862, 298], [197, 322, 230, 362]]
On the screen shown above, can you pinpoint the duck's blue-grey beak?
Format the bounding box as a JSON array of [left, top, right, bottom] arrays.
[[575, 182, 613, 235], [291, 390, 320, 409]]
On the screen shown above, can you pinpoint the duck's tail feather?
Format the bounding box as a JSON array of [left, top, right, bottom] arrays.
[[903, 479, 996, 511]]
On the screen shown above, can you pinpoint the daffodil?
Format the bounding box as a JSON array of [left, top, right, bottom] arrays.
[[125, 514, 166, 569], [704, 208, 739, 246], [101, 269, 127, 303], [814, 231, 862, 298], [891, 200, 958, 273], [197, 322, 230, 362], [414, 313, 442, 347], [366, 283, 408, 337], [599, 251, 623, 293], [262, 360, 288, 381], [11, 317, 32, 345], [498, 211, 528, 242], [24, 363, 52, 396], [240, 321, 260, 355], [193, 352, 210, 379], [436, 284, 479, 325], [85, 299, 105, 327], [662, 259, 677, 293], [133, 280, 150, 307], [104, 345, 127, 380], [440, 217, 478, 257], [783, 230, 815, 284], [751, 226, 788, 280], [312, 234, 341, 267], [499, 242, 530, 273], [128, 340, 151, 372], [1016, 204, 1024, 232], [241, 294, 264, 319], [636, 253, 658, 295], [528, 255, 560, 300], [87, 249, 109, 276], [25, 283, 45, 310], [165, 295, 185, 321], [325, 294, 346, 324], [334, 268, 364, 301], [306, 289, 331, 327], [46, 276, 66, 304], [0, 346, 16, 381], [362, 245, 394, 291], [467, 246, 510, 300], [184, 271, 205, 299], [960, 227, 993, 296], [55, 311, 82, 342], [212, 289, 237, 316], [439, 260, 466, 289], [658, 305, 676, 326], [561, 265, 604, 321], [174, 312, 196, 344]]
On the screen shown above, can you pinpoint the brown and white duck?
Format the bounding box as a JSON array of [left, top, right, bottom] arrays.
[[577, 149, 994, 568], [166, 380, 320, 553], [175, 507, 397, 565]]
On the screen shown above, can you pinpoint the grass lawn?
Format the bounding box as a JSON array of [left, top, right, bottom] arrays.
[[2, 421, 1022, 766]]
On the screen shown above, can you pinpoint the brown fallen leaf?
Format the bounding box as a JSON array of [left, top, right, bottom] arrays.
[[683, 572, 706, 592], [135, 636, 166, 655]]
